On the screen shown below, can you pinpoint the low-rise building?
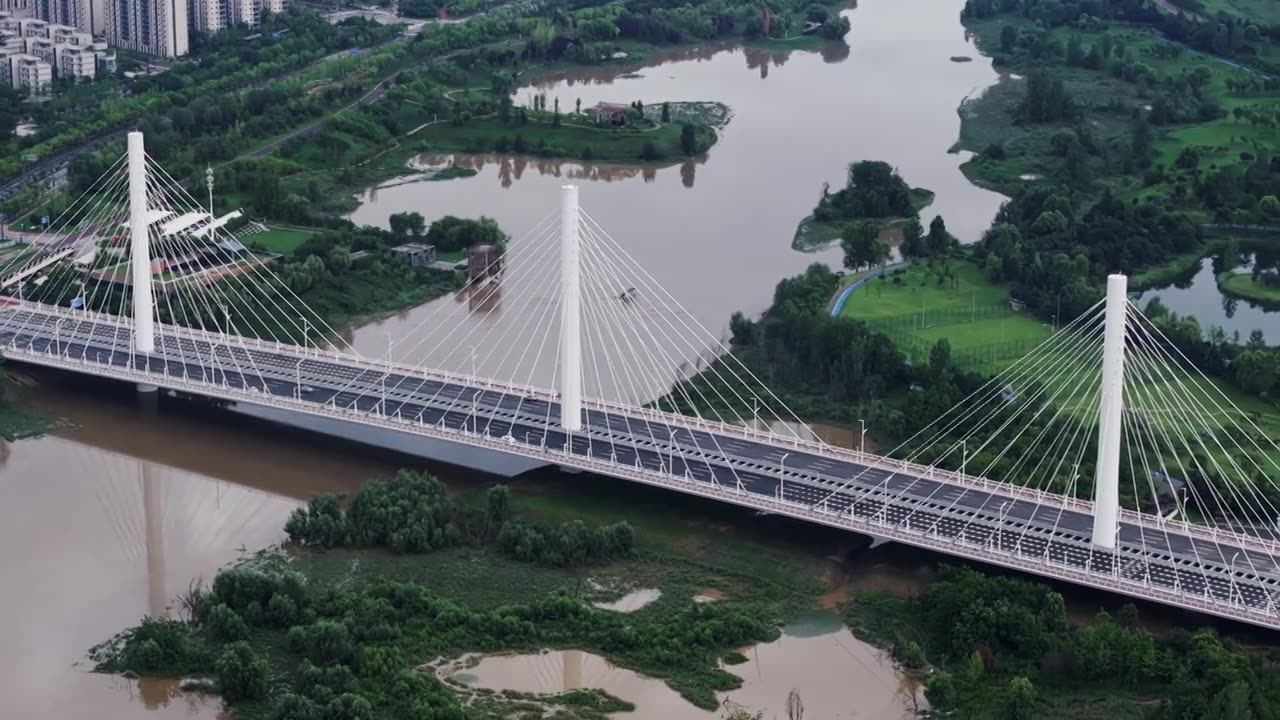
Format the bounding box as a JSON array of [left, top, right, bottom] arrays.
[[0, 28, 21, 52], [55, 41, 92, 79], [6, 51, 51, 91], [391, 242, 437, 268]]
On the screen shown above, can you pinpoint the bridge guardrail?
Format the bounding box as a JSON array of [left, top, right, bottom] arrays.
[[10, 303, 1280, 562], [9, 341, 1278, 629]]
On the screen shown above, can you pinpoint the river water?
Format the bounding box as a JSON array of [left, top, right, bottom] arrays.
[[0, 378, 404, 720], [1134, 253, 1280, 341], [345, 0, 1007, 391], [450, 611, 923, 719]]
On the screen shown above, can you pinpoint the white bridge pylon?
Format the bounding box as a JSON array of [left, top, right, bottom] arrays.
[[0, 132, 1278, 629]]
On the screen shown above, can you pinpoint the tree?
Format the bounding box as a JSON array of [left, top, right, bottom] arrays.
[[1234, 350, 1277, 395], [818, 15, 851, 40], [925, 670, 957, 708], [207, 603, 249, 641], [900, 218, 925, 259], [841, 221, 887, 271], [216, 642, 268, 702], [1130, 113, 1152, 167], [640, 141, 660, 161], [805, 3, 828, 22], [661, 101, 671, 123], [1005, 676, 1037, 720], [680, 123, 698, 155], [1001, 24, 1018, 53], [388, 211, 425, 238], [926, 215, 953, 256]]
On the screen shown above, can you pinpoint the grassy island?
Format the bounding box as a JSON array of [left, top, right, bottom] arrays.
[[96, 471, 827, 720], [793, 160, 934, 252]]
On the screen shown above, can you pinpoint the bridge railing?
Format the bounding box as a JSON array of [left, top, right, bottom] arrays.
[[8, 340, 1278, 629], [10, 303, 1280, 561]]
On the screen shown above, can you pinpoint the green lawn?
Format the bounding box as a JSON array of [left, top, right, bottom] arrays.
[[839, 260, 1053, 369], [250, 226, 319, 254], [1198, 0, 1280, 24], [1219, 271, 1280, 306]]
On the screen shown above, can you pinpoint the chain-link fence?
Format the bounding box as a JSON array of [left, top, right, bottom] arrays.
[[861, 303, 1046, 369]]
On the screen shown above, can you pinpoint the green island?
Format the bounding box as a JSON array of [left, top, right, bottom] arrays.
[[792, 160, 936, 251], [97, 471, 814, 719]]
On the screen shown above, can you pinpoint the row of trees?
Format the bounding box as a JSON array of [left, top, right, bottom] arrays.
[[496, 519, 635, 566], [284, 472, 635, 568], [2, 10, 402, 181]]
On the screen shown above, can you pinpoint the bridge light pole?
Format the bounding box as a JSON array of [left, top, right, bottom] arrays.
[[559, 185, 583, 433], [1092, 274, 1128, 550]]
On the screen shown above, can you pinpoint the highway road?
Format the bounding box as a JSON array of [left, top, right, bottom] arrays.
[[2, 305, 1278, 619]]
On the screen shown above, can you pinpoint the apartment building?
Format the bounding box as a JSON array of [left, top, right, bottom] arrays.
[[105, 0, 188, 57]]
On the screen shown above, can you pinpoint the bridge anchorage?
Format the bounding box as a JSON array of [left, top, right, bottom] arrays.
[[1, 132, 1278, 629]]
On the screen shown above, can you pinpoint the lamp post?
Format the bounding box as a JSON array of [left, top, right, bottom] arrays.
[[54, 317, 64, 357], [961, 438, 967, 478], [779, 452, 791, 502], [295, 358, 303, 400], [858, 418, 866, 454]]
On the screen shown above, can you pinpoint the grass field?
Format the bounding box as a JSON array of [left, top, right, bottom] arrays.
[[1219, 271, 1280, 306], [1197, 0, 1280, 25], [958, 19, 1280, 197], [248, 226, 319, 254], [839, 260, 1053, 369]]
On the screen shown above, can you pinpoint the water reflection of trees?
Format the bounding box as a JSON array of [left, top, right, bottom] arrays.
[[418, 153, 678, 186], [527, 44, 734, 89]]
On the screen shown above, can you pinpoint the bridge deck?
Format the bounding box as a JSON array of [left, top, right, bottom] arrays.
[[3, 303, 1277, 629]]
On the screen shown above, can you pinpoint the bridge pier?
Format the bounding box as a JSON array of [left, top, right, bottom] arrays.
[[1091, 274, 1127, 549], [559, 185, 582, 432]]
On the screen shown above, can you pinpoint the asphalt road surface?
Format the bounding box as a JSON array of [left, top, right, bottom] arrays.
[[2, 306, 1277, 617]]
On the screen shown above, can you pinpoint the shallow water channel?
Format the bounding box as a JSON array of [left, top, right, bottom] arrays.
[[451, 611, 924, 719]]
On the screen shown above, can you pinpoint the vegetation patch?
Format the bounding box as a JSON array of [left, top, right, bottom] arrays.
[[98, 471, 814, 718], [844, 566, 1280, 720], [792, 160, 934, 252], [839, 259, 1052, 369]]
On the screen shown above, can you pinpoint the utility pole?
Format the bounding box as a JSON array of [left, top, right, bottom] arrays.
[[1092, 274, 1127, 550], [559, 185, 582, 432], [205, 166, 214, 218]]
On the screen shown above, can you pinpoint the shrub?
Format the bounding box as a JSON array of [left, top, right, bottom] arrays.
[[207, 603, 249, 641], [216, 642, 269, 702]]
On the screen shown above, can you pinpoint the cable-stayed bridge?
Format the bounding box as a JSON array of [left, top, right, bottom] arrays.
[[3, 133, 1279, 629]]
